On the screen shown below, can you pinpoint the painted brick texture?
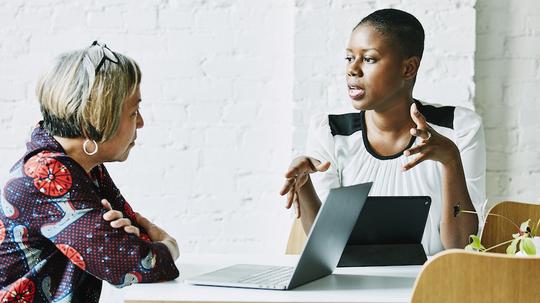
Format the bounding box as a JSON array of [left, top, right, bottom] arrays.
[[0, 0, 294, 257], [476, 0, 540, 208], [1, 0, 538, 261]]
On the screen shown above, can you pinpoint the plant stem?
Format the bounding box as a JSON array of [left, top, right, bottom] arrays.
[[461, 210, 521, 232], [487, 213, 521, 232], [483, 238, 515, 252], [533, 218, 540, 236]]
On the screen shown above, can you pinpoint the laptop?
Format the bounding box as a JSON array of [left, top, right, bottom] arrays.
[[338, 196, 431, 267], [185, 182, 373, 290]]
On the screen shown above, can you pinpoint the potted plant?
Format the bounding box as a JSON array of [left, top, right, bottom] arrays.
[[454, 205, 540, 256]]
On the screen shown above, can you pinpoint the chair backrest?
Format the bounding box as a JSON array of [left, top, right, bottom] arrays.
[[480, 201, 540, 253], [411, 249, 540, 302], [285, 218, 307, 255]]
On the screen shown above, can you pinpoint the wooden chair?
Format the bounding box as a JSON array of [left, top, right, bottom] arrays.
[[479, 201, 540, 253], [285, 218, 307, 255], [411, 249, 540, 302]]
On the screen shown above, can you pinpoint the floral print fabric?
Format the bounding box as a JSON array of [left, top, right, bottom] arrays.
[[0, 123, 179, 302]]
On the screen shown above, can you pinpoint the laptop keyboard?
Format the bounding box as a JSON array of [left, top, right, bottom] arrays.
[[236, 266, 295, 286]]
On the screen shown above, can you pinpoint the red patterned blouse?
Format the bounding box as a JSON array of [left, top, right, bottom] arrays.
[[0, 123, 179, 302]]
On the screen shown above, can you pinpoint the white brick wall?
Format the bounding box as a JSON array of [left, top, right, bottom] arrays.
[[476, 0, 540, 208], [0, 0, 294, 257], [2, 0, 539, 275]]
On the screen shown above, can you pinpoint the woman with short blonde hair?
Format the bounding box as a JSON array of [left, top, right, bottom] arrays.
[[0, 42, 179, 303]]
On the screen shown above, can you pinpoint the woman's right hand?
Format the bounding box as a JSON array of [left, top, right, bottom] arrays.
[[101, 199, 179, 260], [279, 156, 330, 218]]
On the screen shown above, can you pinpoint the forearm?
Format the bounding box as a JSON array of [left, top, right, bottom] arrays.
[[159, 236, 180, 261], [297, 177, 322, 234], [51, 222, 179, 286], [440, 157, 478, 249]]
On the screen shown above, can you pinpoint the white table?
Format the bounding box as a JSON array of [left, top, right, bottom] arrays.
[[108, 254, 421, 303]]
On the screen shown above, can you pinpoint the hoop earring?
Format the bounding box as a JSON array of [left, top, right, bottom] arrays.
[[83, 139, 99, 156]]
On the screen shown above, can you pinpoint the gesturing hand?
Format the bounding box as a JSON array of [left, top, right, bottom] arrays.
[[102, 199, 140, 237], [279, 156, 331, 218], [403, 103, 460, 171]]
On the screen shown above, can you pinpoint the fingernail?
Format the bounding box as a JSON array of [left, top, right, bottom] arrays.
[[404, 151, 410, 156]]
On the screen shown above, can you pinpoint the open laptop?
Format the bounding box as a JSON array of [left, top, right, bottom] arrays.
[[338, 196, 431, 267], [185, 182, 373, 290]]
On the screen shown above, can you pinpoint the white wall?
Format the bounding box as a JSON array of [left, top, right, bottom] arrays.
[[2, 0, 539, 257], [0, 0, 294, 255], [6, 0, 540, 300], [476, 0, 540, 208]]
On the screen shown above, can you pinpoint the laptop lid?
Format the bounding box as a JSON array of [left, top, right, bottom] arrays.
[[338, 196, 431, 267], [287, 182, 372, 288], [184, 182, 373, 290]]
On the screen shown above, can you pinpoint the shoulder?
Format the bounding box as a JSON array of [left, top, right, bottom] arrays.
[[309, 112, 363, 137], [22, 150, 76, 197], [415, 100, 456, 129], [1, 150, 72, 218], [23, 150, 75, 178], [453, 105, 482, 134], [416, 100, 482, 133]]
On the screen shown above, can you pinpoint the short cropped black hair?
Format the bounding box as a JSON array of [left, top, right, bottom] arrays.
[[355, 8, 425, 59]]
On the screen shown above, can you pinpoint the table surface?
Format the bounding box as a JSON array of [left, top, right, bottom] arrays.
[[110, 254, 422, 303]]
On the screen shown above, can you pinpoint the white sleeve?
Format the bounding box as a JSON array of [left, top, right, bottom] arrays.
[[454, 107, 486, 222], [305, 114, 341, 203]]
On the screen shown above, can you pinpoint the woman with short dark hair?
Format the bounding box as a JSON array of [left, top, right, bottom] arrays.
[[280, 9, 486, 254]]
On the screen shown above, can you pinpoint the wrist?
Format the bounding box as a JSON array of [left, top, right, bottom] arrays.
[[160, 237, 180, 261], [441, 145, 461, 168], [297, 175, 312, 193]]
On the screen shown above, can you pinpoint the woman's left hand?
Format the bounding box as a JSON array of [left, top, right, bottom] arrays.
[[101, 199, 140, 237], [402, 103, 460, 171]]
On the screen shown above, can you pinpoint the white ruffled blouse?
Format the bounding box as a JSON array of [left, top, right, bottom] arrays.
[[306, 101, 486, 255]]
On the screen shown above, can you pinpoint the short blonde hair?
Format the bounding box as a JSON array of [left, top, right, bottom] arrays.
[[36, 43, 141, 143]]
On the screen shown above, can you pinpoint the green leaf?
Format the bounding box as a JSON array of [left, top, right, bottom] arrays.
[[506, 238, 519, 255], [521, 237, 537, 255], [467, 235, 485, 251]]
